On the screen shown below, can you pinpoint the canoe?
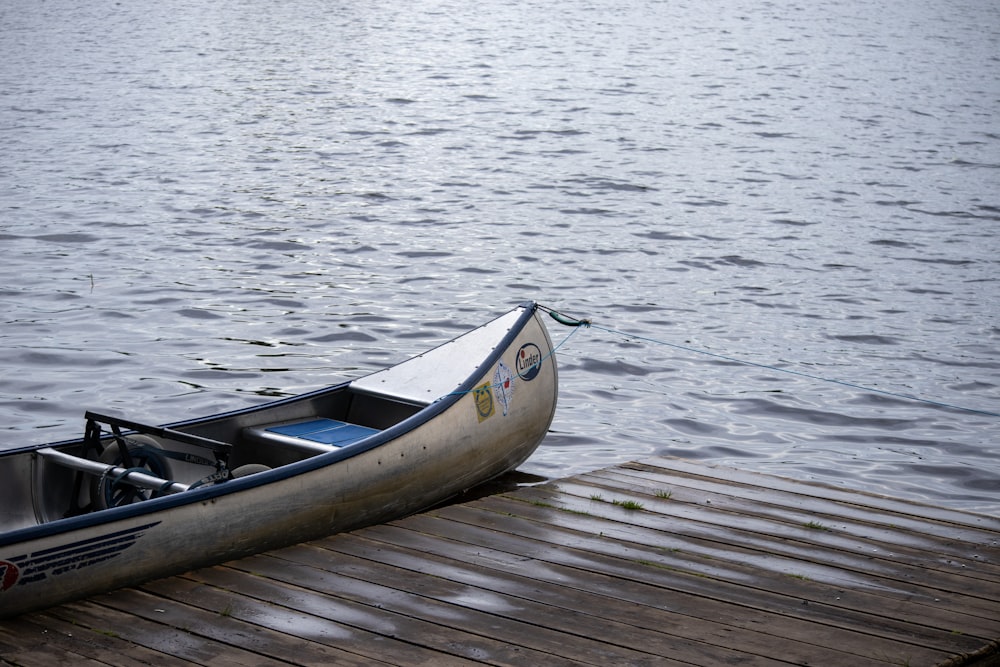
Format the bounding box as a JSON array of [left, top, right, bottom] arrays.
[[0, 301, 558, 618]]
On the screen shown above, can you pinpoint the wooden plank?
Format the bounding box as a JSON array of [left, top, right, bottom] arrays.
[[1, 457, 996, 666], [192, 557, 600, 667], [614, 463, 1000, 571], [136, 576, 395, 667], [318, 530, 924, 666], [365, 507, 983, 663], [225, 548, 685, 667], [593, 466, 1000, 577], [264, 541, 773, 667], [160, 566, 494, 667], [636, 457, 1000, 532], [0, 615, 111, 667], [512, 478, 1000, 622], [0, 611, 190, 667], [562, 472, 1000, 602], [46, 594, 295, 667], [444, 492, 1000, 642], [0, 643, 106, 667]]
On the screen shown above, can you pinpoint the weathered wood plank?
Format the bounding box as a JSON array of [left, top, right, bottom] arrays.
[[48, 593, 295, 667], [319, 530, 924, 666], [0, 642, 106, 667], [368, 507, 982, 663], [226, 548, 682, 667], [266, 541, 773, 667], [0, 618, 98, 667], [613, 464, 1000, 572], [559, 472, 1000, 604], [510, 479, 1000, 622], [636, 457, 1000, 532], [592, 466, 1000, 577], [168, 565, 505, 667], [0, 611, 190, 667], [1, 457, 996, 666], [137, 576, 396, 667]]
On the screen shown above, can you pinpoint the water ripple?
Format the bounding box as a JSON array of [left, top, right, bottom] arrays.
[[1, 0, 997, 514]]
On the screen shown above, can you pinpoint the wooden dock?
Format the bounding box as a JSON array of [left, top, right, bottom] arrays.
[[2, 456, 998, 666]]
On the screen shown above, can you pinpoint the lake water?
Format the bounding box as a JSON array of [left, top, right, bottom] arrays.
[[2, 0, 998, 513]]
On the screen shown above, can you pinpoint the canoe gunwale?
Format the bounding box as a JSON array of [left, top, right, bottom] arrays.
[[0, 302, 543, 550]]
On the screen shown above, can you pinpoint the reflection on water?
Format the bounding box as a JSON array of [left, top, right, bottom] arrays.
[[1, 0, 998, 513]]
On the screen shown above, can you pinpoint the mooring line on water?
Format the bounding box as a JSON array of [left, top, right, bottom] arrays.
[[539, 304, 1000, 419]]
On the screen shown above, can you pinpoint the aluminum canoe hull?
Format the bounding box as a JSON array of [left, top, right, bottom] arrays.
[[0, 302, 557, 618]]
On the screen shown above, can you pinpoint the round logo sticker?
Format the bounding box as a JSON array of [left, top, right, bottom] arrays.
[[473, 383, 495, 422], [516, 343, 542, 381]]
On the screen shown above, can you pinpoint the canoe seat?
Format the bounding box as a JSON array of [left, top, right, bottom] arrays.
[[242, 418, 379, 460]]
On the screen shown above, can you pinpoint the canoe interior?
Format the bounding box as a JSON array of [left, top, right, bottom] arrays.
[[0, 384, 425, 532]]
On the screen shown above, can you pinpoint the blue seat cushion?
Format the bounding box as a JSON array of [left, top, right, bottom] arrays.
[[265, 418, 378, 447]]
